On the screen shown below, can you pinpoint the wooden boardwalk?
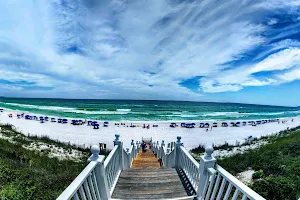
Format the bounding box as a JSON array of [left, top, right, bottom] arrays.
[[131, 145, 161, 168]]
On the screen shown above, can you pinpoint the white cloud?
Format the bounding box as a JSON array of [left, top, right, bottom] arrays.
[[200, 48, 300, 93], [0, 0, 299, 103], [268, 19, 278, 25], [276, 68, 300, 82], [250, 48, 300, 73]]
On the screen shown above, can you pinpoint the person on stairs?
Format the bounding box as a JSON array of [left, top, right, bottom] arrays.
[[141, 141, 147, 152]]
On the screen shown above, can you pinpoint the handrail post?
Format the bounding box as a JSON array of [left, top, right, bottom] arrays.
[[89, 145, 110, 200], [131, 139, 135, 158], [126, 148, 130, 169], [197, 145, 216, 200], [156, 141, 160, 157], [136, 141, 139, 154], [175, 136, 183, 168], [160, 140, 165, 159], [114, 134, 124, 170], [166, 148, 170, 168]]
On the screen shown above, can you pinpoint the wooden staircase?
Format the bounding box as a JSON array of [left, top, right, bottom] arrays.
[[112, 145, 191, 199], [131, 145, 161, 168]]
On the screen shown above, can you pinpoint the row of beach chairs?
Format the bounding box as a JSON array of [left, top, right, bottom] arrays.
[[170, 119, 280, 128]]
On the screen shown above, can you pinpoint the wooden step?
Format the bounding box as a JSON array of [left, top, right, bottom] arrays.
[[131, 148, 161, 168], [112, 168, 190, 199], [112, 191, 187, 199]]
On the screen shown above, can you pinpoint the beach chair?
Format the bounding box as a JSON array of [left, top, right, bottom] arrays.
[[62, 119, 68, 124], [187, 123, 195, 128], [45, 116, 49, 121], [51, 118, 56, 122], [0, 108, 3, 112], [87, 121, 93, 126], [242, 121, 247, 126], [17, 114, 21, 119], [40, 117, 45, 122], [58, 118, 62, 123], [103, 122, 109, 127], [25, 115, 32, 120], [204, 123, 210, 128], [212, 122, 218, 127], [199, 123, 205, 128], [236, 122, 241, 126], [221, 122, 228, 127], [93, 123, 100, 129], [181, 123, 186, 127], [170, 123, 176, 128]]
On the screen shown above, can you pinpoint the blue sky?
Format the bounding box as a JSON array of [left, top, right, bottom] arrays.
[[0, 0, 300, 106]]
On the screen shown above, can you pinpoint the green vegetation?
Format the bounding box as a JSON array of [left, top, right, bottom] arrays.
[[218, 127, 300, 200], [0, 124, 91, 200]]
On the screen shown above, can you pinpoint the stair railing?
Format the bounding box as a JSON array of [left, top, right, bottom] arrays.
[[152, 141, 160, 156], [57, 134, 139, 200], [178, 144, 200, 192], [57, 146, 108, 200], [122, 139, 138, 169], [153, 140, 175, 168], [154, 136, 265, 200], [173, 136, 266, 200]]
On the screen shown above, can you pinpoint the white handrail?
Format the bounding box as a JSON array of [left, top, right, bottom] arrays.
[[104, 145, 121, 194], [178, 146, 200, 192], [57, 144, 108, 200], [180, 147, 199, 168], [211, 165, 265, 200], [104, 145, 119, 168], [57, 136, 141, 200], [166, 149, 175, 168], [57, 159, 102, 200], [175, 143, 266, 200]]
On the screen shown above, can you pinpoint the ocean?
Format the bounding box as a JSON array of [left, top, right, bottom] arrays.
[[0, 98, 299, 121]]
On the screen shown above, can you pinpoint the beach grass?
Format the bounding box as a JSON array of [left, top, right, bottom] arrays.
[[0, 123, 92, 200]]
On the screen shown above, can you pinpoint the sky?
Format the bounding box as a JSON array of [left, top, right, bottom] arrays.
[[0, 0, 300, 107]]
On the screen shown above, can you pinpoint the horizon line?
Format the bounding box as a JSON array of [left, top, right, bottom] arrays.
[[0, 96, 298, 108]]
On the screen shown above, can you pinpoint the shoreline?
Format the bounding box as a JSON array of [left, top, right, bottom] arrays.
[[1, 109, 300, 150]]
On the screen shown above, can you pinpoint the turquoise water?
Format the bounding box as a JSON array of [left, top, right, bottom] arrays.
[[0, 98, 299, 121]]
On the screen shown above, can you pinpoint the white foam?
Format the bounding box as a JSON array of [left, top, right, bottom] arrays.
[[1, 103, 131, 115], [3, 102, 74, 111], [116, 109, 131, 112]]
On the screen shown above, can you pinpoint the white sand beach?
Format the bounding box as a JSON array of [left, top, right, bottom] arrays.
[[0, 109, 299, 150]]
